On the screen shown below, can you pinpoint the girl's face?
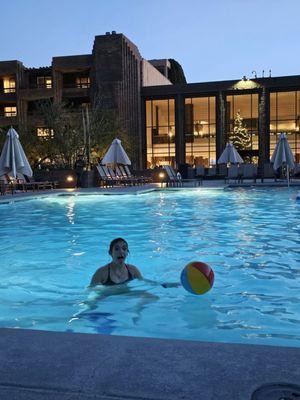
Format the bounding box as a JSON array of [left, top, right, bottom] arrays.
[[110, 241, 129, 266]]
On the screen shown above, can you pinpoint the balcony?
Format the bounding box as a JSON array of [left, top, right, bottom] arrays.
[[0, 112, 18, 126], [62, 83, 90, 98], [0, 87, 16, 101], [19, 85, 54, 100]]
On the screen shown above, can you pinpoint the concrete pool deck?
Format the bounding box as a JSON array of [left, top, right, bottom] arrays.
[[0, 178, 300, 203], [0, 328, 299, 400]]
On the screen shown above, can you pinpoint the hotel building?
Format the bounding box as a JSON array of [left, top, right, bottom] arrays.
[[1, 32, 300, 171]]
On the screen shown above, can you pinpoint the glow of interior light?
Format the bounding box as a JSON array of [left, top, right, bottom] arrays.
[[66, 176, 74, 182]]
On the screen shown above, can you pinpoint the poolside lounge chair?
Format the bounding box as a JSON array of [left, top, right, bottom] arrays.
[[291, 163, 300, 181], [225, 165, 242, 183], [240, 164, 257, 183], [261, 163, 278, 182], [0, 174, 17, 194], [206, 167, 217, 179], [96, 165, 116, 187], [115, 165, 138, 185], [195, 166, 205, 180], [18, 174, 54, 191], [107, 166, 132, 185], [0, 180, 7, 195], [163, 165, 182, 187], [123, 165, 150, 184]]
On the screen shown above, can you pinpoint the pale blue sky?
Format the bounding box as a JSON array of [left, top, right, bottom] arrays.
[[1, 0, 300, 83]]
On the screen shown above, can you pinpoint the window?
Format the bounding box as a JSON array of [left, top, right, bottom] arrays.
[[146, 99, 175, 168], [76, 77, 90, 88], [37, 76, 52, 88], [4, 106, 17, 117], [37, 127, 54, 139], [270, 91, 300, 163], [3, 77, 16, 93], [226, 93, 259, 163], [185, 97, 216, 167]]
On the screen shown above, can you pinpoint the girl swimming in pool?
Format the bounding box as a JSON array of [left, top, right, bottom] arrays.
[[90, 238, 142, 286], [90, 238, 179, 288]]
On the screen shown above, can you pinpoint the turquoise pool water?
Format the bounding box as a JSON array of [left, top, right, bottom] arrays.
[[0, 188, 300, 347]]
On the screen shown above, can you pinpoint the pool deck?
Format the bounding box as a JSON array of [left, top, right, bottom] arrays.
[[0, 179, 300, 203], [0, 328, 299, 400]]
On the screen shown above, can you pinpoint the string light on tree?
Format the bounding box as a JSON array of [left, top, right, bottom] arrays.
[[229, 110, 251, 150]]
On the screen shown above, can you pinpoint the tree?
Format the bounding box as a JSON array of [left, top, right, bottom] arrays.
[[229, 110, 251, 150], [35, 99, 85, 168]]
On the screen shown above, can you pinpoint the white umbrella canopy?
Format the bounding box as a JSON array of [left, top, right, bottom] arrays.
[[270, 132, 295, 186], [101, 138, 131, 165], [0, 127, 33, 178], [217, 142, 244, 164], [271, 133, 295, 170]]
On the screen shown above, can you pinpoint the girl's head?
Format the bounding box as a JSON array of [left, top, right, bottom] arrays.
[[109, 238, 129, 266]]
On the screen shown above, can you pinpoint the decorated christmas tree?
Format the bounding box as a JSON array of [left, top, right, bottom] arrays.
[[229, 110, 251, 150]]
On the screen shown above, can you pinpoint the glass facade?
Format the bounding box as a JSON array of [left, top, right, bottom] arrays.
[[145, 88, 300, 169], [226, 93, 259, 162], [270, 91, 300, 163], [184, 97, 216, 167], [146, 99, 175, 167]]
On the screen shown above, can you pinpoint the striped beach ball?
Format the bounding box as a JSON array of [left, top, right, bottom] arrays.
[[181, 261, 214, 295]]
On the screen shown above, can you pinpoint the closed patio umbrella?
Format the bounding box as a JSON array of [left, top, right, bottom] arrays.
[[270, 132, 294, 186], [0, 127, 33, 178], [217, 142, 244, 164], [101, 138, 131, 165]]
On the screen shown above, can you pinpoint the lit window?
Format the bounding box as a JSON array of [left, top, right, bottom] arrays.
[[76, 77, 90, 88], [37, 127, 54, 139], [3, 77, 16, 93], [4, 106, 17, 117], [37, 76, 52, 88]]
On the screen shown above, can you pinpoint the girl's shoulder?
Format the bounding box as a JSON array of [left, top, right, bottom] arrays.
[[90, 264, 110, 285], [127, 264, 142, 278]]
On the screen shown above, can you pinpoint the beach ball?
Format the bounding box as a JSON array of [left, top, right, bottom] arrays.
[[181, 261, 214, 295]]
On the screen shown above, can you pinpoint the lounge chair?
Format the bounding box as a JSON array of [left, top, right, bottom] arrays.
[[291, 163, 300, 181], [195, 166, 205, 183], [163, 165, 181, 187], [1, 174, 17, 194], [261, 163, 278, 182], [225, 165, 241, 183], [115, 165, 138, 185], [96, 165, 116, 187], [240, 164, 257, 183], [206, 167, 217, 179], [19, 174, 54, 190], [0, 180, 7, 195], [107, 166, 131, 185], [123, 165, 150, 184]]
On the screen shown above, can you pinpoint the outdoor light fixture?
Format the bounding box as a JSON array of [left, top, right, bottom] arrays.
[[66, 176, 74, 182], [159, 172, 165, 179]]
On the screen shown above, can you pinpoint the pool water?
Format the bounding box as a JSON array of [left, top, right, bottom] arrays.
[[0, 188, 300, 347]]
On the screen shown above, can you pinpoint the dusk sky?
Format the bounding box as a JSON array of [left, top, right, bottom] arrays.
[[1, 0, 300, 83]]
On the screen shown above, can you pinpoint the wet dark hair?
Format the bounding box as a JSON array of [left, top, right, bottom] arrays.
[[108, 238, 129, 255]]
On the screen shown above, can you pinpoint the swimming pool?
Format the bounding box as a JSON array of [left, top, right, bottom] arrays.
[[0, 188, 299, 347]]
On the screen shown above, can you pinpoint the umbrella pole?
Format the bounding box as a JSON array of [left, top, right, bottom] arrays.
[[287, 165, 289, 187]]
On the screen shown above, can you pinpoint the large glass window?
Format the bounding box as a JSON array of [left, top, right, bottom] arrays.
[[270, 91, 300, 163], [226, 93, 259, 162], [146, 99, 175, 167], [184, 97, 216, 167]]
